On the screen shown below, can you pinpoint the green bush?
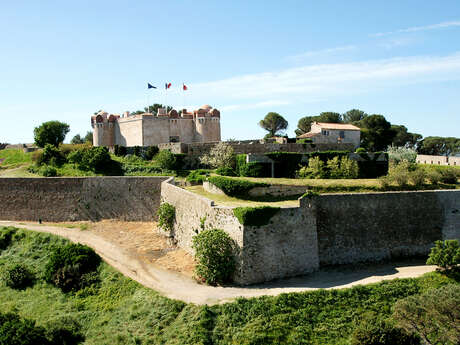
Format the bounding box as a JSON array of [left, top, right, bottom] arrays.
[[68, 146, 112, 172], [144, 146, 159, 160], [158, 203, 175, 232], [215, 166, 236, 176], [426, 240, 460, 270], [408, 168, 426, 187], [3, 263, 35, 289], [387, 146, 417, 164], [236, 154, 271, 177], [440, 167, 458, 184], [300, 156, 326, 179], [357, 152, 389, 178], [35, 144, 66, 166], [0, 227, 16, 250], [340, 156, 359, 179], [388, 161, 410, 186], [156, 150, 177, 170], [296, 138, 313, 144], [233, 206, 280, 226], [39, 165, 58, 177], [44, 316, 85, 345], [192, 229, 236, 285], [45, 243, 101, 292], [355, 147, 366, 153], [0, 312, 50, 345], [207, 176, 268, 197], [393, 284, 460, 345], [173, 153, 186, 170], [133, 146, 141, 157], [327, 156, 342, 178], [426, 169, 442, 185], [186, 170, 208, 184], [351, 313, 420, 345], [114, 145, 127, 157], [308, 150, 350, 163]]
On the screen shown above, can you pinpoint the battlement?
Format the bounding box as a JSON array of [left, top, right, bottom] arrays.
[[91, 105, 221, 147]]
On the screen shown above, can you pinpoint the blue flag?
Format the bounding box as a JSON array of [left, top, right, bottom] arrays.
[[148, 83, 157, 89]]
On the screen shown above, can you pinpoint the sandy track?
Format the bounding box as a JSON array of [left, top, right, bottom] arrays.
[[0, 221, 436, 305]]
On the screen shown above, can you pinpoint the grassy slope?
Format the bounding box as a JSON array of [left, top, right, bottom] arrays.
[[0, 227, 458, 345]]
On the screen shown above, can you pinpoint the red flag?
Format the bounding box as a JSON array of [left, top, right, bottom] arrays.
[[183, 83, 188, 91], [165, 82, 171, 89]]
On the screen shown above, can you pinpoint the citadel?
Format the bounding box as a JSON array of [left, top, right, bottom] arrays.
[[91, 105, 221, 147]]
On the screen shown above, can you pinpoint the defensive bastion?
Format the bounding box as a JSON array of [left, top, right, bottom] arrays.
[[0, 177, 459, 285]]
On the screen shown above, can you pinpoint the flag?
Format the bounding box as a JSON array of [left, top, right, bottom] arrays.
[[183, 83, 188, 91], [165, 82, 172, 89], [147, 83, 157, 89]]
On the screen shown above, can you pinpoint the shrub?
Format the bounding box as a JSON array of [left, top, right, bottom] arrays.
[[235, 154, 271, 178], [158, 203, 175, 232], [408, 168, 426, 187], [303, 156, 326, 179], [388, 161, 410, 186], [200, 142, 235, 170], [207, 176, 268, 197], [355, 147, 366, 153], [0, 312, 50, 345], [393, 284, 460, 345], [340, 156, 359, 179], [351, 313, 420, 345], [156, 150, 177, 170], [44, 316, 85, 345], [426, 240, 460, 270], [144, 146, 159, 160], [215, 166, 236, 176], [3, 263, 35, 289], [426, 169, 442, 185], [39, 165, 58, 177], [133, 146, 141, 157], [36, 144, 66, 166], [233, 206, 280, 226], [387, 146, 417, 164], [45, 243, 101, 292], [440, 167, 458, 184], [192, 229, 236, 285], [0, 227, 16, 250], [114, 145, 127, 157], [68, 146, 112, 172], [186, 170, 208, 184], [296, 138, 313, 144]]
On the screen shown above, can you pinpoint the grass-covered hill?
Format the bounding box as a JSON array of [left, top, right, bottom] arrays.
[[0, 226, 459, 345]]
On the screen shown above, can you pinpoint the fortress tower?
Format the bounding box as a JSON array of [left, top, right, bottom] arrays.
[[91, 105, 221, 147]]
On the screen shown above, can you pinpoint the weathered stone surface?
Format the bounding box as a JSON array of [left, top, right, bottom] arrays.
[[0, 177, 167, 222]]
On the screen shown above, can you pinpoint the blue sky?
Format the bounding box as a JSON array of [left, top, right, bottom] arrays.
[[1, 1, 459, 143]]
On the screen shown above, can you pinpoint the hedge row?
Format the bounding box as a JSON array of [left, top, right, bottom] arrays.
[[207, 176, 268, 197], [235, 154, 271, 178]]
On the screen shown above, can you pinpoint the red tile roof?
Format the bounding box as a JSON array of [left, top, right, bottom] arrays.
[[314, 122, 360, 130]]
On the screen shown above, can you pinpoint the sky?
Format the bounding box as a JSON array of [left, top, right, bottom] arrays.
[[0, 0, 459, 143]]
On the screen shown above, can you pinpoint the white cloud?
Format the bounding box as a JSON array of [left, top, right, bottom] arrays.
[[286, 45, 356, 62], [190, 53, 460, 102], [371, 20, 460, 37]]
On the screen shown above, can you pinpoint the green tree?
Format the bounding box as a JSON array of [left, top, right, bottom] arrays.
[[156, 150, 176, 170], [70, 134, 84, 145], [34, 121, 70, 147], [259, 112, 288, 137], [391, 125, 423, 149], [343, 109, 368, 124], [200, 142, 235, 169], [393, 285, 460, 345], [132, 103, 172, 115], [426, 240, 460, 270], [358, 114, 395, 151], [417, 136, 460, 156], [84, 131, 93, 144], [295, 112, 342, 136]]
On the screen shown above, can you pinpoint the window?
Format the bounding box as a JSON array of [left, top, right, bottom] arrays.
[[322, 130, 329, 136], [339, 130, 345, 139]]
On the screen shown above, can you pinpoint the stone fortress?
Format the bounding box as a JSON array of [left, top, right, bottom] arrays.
[[91, 105, 221, 147]]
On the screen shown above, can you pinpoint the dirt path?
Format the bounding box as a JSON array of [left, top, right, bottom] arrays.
[[0, 221, 437, 305]]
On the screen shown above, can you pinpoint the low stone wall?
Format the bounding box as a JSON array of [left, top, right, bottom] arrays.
[[0, 177, 167, 222], [416, 154, 460, 166], [315, 190, 460, 266]]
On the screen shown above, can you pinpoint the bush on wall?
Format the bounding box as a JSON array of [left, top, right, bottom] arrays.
[[158, 203, 176, 232], [233, 206, 280, 226], [192, 228, 236, 285], [207, 176, 268, 198]]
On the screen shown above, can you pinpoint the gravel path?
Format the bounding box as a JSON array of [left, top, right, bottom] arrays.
[[1, 221, 437, 305]]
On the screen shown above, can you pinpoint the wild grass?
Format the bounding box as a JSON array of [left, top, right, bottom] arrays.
[[0, 227, 459, 344], [0, 148, 33, 166]]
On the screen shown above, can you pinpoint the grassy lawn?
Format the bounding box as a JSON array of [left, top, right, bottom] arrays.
[[0, 227, 458, 344], [185, 185, 301, 207], [0, 148, 33, 167]]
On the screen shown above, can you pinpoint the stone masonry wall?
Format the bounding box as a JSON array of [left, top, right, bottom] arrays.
[[0, 177, 167, 222], [315, 190, 460, 266]]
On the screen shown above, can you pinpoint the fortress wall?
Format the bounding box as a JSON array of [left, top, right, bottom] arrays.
[[0, 177, 167, 222], [142, 117, 170, 145], [116, 118, 144, 147], [314, 190, 460, 266]]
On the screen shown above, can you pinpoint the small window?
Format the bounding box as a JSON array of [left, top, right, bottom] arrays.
[[339, 130, 345, 139], [169, 136, 180, 143]]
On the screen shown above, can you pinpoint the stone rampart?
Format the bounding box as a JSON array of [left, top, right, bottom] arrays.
[[315, 190, 460, 266], [0, 177, 167, 222]]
